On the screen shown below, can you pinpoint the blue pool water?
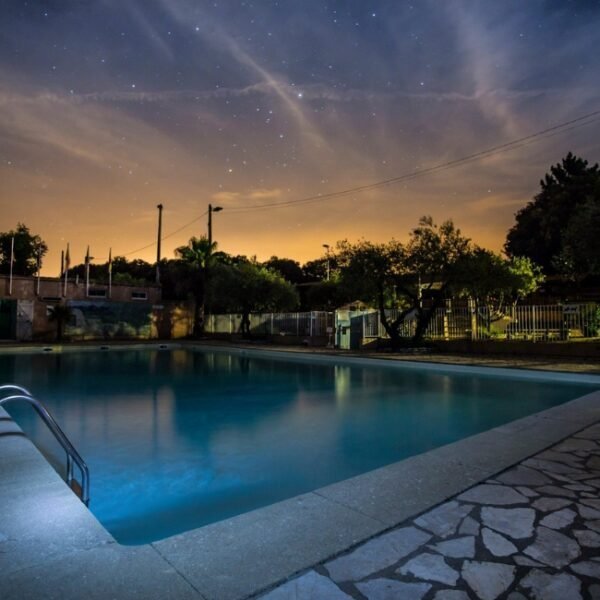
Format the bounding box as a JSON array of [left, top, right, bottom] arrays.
[[1, 347, 597, 545]]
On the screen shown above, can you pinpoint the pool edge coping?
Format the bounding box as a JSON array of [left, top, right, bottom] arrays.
[[2, 340, 600, 383], [149, 388, 600, 600], [1, 346, 599, 600]]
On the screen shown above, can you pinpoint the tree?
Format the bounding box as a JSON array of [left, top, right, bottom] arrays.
[[158, 259, 195, 300], [175, 236, 226, 337], [262, 256, 304, 284], [337, 217, 471, 347], [305, 279, 352, 311], [337, 238, 408, 347], [114, 258, 154, 282], [0, 223, 48, 276], [556, 200, 600, 279], [505, 153, 600, 275], [70, 261, 109, 283], [456, 250, 543, 309], [208, 262, 299, 337], [302, 257, 336, 282], [401, 217, 471, 343], [69, 255, 156, 285], [454, 249, 544, 334]]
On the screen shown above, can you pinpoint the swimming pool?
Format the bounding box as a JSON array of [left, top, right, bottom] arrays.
[[2, 346, 598, 545]]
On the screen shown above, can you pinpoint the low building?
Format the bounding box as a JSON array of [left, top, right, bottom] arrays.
[[0, 275, 163, 341]]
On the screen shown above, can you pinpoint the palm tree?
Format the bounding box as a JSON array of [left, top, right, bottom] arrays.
[[175, 236, 223, 337]]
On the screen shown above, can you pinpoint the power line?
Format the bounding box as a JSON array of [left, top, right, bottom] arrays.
[[119, 211, 208, 258], [225, 108, 600, 213], [115, 108, 600, 258]]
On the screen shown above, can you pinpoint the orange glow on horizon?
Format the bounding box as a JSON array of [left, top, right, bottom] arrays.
[[1, 3, 599, 276]]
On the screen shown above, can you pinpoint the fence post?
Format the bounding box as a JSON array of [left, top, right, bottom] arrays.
[[469, 299, 477, 340]]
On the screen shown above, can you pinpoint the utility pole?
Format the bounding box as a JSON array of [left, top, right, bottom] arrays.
[[36, 245, 41, 296], [208, 203, 223, 248], [156, 204, 163, 284], [323, 244, 331, 281]]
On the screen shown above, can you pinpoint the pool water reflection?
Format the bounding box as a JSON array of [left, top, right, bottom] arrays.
[[1, 348, 596, 544]]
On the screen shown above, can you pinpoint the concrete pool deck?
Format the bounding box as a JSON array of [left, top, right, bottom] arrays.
[[1, 345, 600, 599]]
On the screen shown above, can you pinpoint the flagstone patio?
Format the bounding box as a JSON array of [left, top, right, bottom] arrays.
[[259, 423, 600, 600]]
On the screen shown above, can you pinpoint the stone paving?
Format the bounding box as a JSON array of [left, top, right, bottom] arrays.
[[259, 423, 600, 600]]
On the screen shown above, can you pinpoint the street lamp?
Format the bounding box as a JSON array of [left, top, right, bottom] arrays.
[[202, 204, 224, 337], [322, 244, 330, 281], [35, 244, 43, 296], [208, 204, 223, 247], [156, 204, 163, 284]]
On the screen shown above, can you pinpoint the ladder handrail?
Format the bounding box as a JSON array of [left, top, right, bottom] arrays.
[[0, 384, 90, 506]]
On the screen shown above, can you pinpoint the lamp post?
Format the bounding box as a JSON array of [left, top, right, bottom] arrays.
[[208, 204, 223, 247], [202, 204, 223, 337], [322, 244, 330, 281], [35, 244, 42, 296], [156, 204, 163, 284]]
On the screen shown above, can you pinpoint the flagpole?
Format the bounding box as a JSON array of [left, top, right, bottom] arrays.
[[85, 245, 90, 297], [8, 236, 14, 296], [108, 248, 112, 299], [63, 243, 70, 297], [36, 247, 41, 296]]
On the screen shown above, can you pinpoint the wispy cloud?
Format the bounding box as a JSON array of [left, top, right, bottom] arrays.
[[155, 0, 330, 152], [444, 5, 524, 138], [211, 188, 282, 205], [2, 0, 599, 274], [248, 188, 282, 200], [125, 2, 175, 61], [0, 84, 196, 172], [466, 194, 525, 216], [211, 191, 240, 203]]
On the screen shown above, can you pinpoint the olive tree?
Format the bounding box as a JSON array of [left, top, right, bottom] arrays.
[[338, 217, 471, 347], [208, 262, 299, 338], [454, 249, 544, 335]]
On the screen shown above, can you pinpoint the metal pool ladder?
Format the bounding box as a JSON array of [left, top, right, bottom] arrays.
[[0, 384, 90, 506]]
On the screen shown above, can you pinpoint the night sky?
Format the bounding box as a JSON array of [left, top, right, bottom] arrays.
[[1, 1, 600, 275]]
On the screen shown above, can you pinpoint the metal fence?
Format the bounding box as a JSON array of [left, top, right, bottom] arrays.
[[206, 304, 599, 343], [205, 311, 334, 337], [362, 303, 599, 341]]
